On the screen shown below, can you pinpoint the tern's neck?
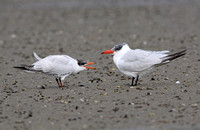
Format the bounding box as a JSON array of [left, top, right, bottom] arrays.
[[73, 63, 86, 74], [113, 45, 131, 64]]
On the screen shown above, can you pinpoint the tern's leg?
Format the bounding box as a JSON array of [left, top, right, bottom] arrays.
[[56, 78, 61, 87], [59, 77, 63, 87], [131, 77, 135, 86], [134, 75, 139, 86]]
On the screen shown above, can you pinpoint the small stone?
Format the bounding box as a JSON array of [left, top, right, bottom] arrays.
[[11, 34, 17, 38], [116, 86, 120, 88], [49, 80, 52, 83], [191, 104, 198, 107], [176, 81, 180, 84], [94, 100, 99, 103], [131, 103, 135, 105], [51, 122, 54, 125], [143, 41, 147, 45], [82, 124, 88, 129], [181, 104, 186, 106], [124, 114, 128, 118], [164, 77, 169, 80], [79, 84, 84, 87], [169, 108, 176, 112], [113, 107, 119, 112], [149, 113, 156, 117], [147, 92, 152, 95], [80, 98, 84, 102], [37, 85, 42, 88], [60, 100, 67, 104]]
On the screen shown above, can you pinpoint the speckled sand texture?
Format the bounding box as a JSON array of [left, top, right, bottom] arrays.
[[0, 0, 200, 129]]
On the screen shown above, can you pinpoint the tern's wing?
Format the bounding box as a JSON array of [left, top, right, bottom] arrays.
[[119, 49, 169, 72], [32, 55, 75, 76]]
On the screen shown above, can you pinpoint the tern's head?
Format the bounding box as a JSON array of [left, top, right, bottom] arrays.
[[101, 43, 129, 55], [74, 59, 96, 73]]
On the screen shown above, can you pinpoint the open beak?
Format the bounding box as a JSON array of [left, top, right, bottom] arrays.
[[101, 49, 114, 54], [84, 62, 96, 69]]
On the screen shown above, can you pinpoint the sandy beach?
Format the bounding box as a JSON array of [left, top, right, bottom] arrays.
[[0, 0, 200, 129]]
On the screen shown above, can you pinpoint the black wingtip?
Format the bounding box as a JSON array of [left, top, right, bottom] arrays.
[[13, 64, 33, 70], [162, 49, 187, 63]]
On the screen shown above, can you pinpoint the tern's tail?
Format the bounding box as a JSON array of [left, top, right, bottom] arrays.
[[162, 49, 187, 63], [14, 64, 34, 71], [33, 52, 42, 60]]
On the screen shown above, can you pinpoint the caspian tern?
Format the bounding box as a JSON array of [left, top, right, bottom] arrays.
[[101, 43, 186, 86], [14, 52, 96, 87]]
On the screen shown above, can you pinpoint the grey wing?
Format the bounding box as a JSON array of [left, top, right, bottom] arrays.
[[119, 49, 169, 72]]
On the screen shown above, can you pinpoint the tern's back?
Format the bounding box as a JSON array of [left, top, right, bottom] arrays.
[[32, 55, 76, 76]]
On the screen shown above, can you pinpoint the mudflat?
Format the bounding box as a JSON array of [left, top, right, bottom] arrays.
[[0, 0, 200, 129]]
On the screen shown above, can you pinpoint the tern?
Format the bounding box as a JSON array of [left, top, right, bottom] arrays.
[[101, 43, 186, 86], [14, 52, 96, 87]]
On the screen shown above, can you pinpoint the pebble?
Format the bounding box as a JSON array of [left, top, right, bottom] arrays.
[[113, 107, 119, 112], [82, 124, 88, 129], [94, 100, 99, 103], [80, 98, 84, 102], [112, 68, 116, 71], [149, 113, 155, 117], [164, 77, 169, 80], [146, 92, 152, 96], [60, 100, 67, 104], [143, 41, 147, 45], [11, 34, 17, 38], [51, 122, 54, 125], [104, 93, 108, 96], [176, 81, 180, 84], [49, 80, 52, 83], [131, 103, 135, 105], [191, 104, 198, 107], [116, 86, 120, 88]]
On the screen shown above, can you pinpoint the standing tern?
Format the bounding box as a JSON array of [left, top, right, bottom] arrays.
[[14, 52, 96, 87], [101, 43, 186, 86]]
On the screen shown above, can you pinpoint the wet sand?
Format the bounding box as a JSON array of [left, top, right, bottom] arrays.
[[0, 0, 200, 129]]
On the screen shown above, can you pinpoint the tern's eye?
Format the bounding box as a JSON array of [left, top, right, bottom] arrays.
[[114, 45, 123, 51]]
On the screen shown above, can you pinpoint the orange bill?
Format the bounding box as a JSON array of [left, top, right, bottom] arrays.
[[101, 50, 114, 54], [84, 62, 96, 69]]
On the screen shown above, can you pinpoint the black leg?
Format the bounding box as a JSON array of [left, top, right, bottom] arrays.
[[134, 75, 139, 86], [56, 78, 60, 87], [131, 77, 135, 86]]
